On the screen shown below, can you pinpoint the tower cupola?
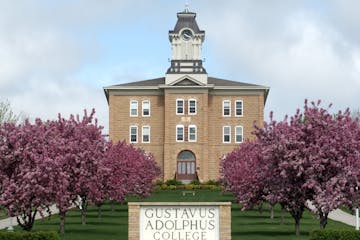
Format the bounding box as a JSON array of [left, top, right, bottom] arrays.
[[166, 6, 207, 84]]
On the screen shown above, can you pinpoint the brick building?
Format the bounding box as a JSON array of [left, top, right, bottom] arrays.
[[104, 7, 269, 182]]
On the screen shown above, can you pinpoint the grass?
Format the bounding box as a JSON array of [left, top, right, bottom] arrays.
[[10, 189, 352, 240], [0, 207, 7, 220]]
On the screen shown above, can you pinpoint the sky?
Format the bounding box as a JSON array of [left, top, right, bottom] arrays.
[[1, 0, 359, 133]]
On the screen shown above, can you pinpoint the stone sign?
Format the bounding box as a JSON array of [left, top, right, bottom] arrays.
[[128, 202, 231, 240]]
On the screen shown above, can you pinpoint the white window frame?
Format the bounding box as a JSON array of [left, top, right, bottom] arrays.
[[142, 125, 150, 143], [130, 100, 138, 117], [235, 100, 243, 117], [176, 98, 185, 115], [223, 126, 231, 143], [188, 125, 197, 142], [129, 125, 138, 143], [176, 124, 184, 142], [142, 100, 151, 117], [235, 126, 243, 143], [188, 99, 197, 115], [223, 100, 231, 117]]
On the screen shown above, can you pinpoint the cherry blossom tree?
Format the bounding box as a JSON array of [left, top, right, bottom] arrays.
[[222, 100, 360, 235], [0, 119, 62, 231], [221, 141, 265, 210], [54, 109, 107, 227], [101, 141, 161, 202]]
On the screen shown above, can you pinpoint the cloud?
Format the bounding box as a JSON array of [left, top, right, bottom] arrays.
[[199, 0, 360, 118]]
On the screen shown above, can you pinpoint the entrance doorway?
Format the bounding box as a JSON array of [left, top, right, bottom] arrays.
[[177, 150, 196, 181]]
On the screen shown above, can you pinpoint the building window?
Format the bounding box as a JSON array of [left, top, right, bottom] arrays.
[[188, 99, 197, 115], [188, 125, 197, 142], [142, 100, 150, 117], [223, 100, 231, 117], [176, 125, 184, 142], [129, 126, 138, 143], [176, 99, 184, 115], [142, 126, 150, 143], [223, 126, 231, 143], [235, 126, 243, 143], [235, 100, 243, 116], [130, 100, 138, 117]]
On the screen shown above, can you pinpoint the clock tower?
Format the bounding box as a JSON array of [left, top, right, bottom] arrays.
[[165, 6, 207, 85]]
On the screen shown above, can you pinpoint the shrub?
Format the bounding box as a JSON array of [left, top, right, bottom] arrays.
[[153, 185, 162, 192], [168, 185, 177, 190], [190, 180, 201, 185], [165, 179, 182, 186], [160, 184, 168, 190], [0, 231, 59, 240], [185, 184, 194, 190], [310, 229, 360, 240], [206, 180, 219, 185]]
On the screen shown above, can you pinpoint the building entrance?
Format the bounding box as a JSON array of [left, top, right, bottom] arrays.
[[177, 150, 196, 180]]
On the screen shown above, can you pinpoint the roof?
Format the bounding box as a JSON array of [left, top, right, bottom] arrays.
[[169, 11, 204, 35], [108, 77, 265, 88]]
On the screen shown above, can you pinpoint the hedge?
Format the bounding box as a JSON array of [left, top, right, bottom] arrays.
[[310, 229, 360, 240], [0, 231, 59, 240]]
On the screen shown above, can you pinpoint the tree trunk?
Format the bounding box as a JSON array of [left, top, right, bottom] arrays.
[[97, 205, 102, 218], [59, 211, 66, 234], [295, 217, 301, 236], [81, 197, 88, 225], [270, 204, 274, 219], [280, 205, 285, 225], [319, 211, 328, 229], [17, 210, 37, 231], [289, 207, 304, 236], [258, 203, 263, 215]]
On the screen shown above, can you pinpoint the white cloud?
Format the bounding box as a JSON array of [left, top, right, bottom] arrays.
[[200, 1, 360, 118]]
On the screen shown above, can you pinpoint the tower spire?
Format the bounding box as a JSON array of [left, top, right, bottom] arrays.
[[185, 0, 189, 13]]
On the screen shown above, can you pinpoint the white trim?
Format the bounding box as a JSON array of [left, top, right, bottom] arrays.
[[188, 99, 197, 115], [222, 100, 231, 117], [235, 126, 243, 143], [176, 98, 185, 115], [130, 100, 138, 117], [188, 125, 197, 142], [129, 125, 138, 143], [223, 126, 231, 143], [142, 125, 150, 143], [142, 100, 151, 117], [176, 124, 184, 142], [235, 100, 243, 117]]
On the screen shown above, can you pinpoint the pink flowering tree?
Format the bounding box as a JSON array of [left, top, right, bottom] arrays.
[[53, 109, 107, 228], [221, 141, 265, 210], [0, 119, 63, 231], [101, 141, 161, 202], [222, 100, 360, 235]]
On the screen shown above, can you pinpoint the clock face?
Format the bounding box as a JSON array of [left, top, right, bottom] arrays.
[[181, 29, 193, 41]]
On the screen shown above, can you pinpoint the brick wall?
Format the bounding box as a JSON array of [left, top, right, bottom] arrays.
[[108, 90, 265, 182]]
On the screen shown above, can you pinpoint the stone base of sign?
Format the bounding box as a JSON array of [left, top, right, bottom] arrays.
[[128, 202, 231, 240]]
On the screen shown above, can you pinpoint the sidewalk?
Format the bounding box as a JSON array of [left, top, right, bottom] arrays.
[[0, 205, 59, 230]]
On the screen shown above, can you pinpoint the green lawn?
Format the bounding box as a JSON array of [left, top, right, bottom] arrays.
[[14, 189, 352, 240]]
